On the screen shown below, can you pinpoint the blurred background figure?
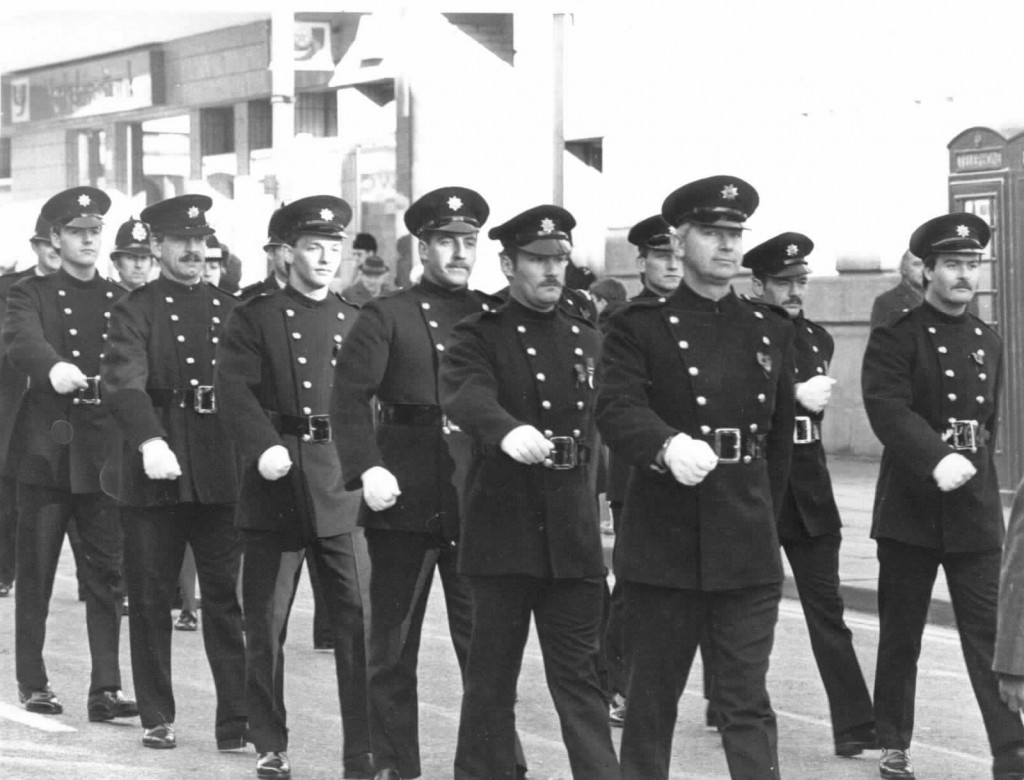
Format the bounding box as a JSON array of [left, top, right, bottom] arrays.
[[202, 236, 226, 289], [341, 255, 392, 305], [869, 249, 924, 330]]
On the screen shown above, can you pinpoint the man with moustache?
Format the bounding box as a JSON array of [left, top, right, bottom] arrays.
[[862, 213, 1024, 780], [332, 186, 519, 780], [745, 232, 876, 758], [0, 213, 63, 598], [241, 206, 292, 301], [596, 176, 795, 779], [216, 196, 371, 780], [3, 187, 135, 720], [442, 205, 618, 780], [101, 194, 246, 751], [870, 249, 924, 330], [110, 218, 156, 292]]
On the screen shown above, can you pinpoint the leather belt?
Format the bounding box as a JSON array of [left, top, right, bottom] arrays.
[[941, 419, 988, 453], [794, 416, 822, 445], [377, 402, 461, 432], [266, 410, 332, 443], [148, 386, 217, 414], [698, 428, 768, 464]]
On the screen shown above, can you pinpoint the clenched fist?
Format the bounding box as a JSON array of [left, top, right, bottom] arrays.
[[795, 375, 836, 414], [361, 466, 401, 512], [140, 438, 182, 481], [49, 361, 89, 395], [932, 452, 977, 492], [663, 433, 719, 486], [258, 445, 293, 481], [501, 425, 554, 465]]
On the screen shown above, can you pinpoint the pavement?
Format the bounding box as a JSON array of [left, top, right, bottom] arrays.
[[602, 455, 960, 628]]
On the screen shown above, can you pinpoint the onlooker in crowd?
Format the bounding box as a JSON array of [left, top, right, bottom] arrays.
[[443, 204, 618, 780], [351, 232, 377, 267], [342, 255, 393, 306], [101, 193, 246, 751], [0, 214, 62, 599], [869, 249, 924, 330], [332, 186, 528, 780], [110, 218, 155, 292], [745, 231, 877, 758], [3, 187, 136, 721], [216, 196, 372, 780], [862, 212, 1024, 780], [202, 235, 227, 290], [240, 207, 291, 301], [588, 276, 627, 324], [597, 176, 795, 779]]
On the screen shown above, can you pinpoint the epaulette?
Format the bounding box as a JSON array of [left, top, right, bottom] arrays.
[[621, 294, 668, 310], [378, 286, 404, 299], [740, 295, 789, 321], [332, 290, 361, 309], [967, 311, 1000, 338]]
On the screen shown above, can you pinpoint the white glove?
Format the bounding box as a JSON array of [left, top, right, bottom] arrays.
[[663, 433, 719, 486], [258, 445, 293, 481], [795, 375, 836, 414], [140, 438, 182, 481], [49, 361, 89, 395], [501, 425, 554, 465], [361, 466, 401, 512], [932, 452, 977, 492]]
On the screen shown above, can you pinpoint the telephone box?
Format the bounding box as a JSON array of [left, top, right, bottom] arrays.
[[948, 126, 1024, 497]]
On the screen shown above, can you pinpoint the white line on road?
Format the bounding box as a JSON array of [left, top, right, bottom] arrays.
[[0, 703, 77, 732]]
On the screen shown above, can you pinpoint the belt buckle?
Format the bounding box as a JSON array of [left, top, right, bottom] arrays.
[[73, 375, 102, 406], [304, 414, 332, 444], [793, 415, 814, 445], [714, 428, 742, 464], [193, 385, 217, 414], [545, 436, 577, 470], [949, 419, 978, 453]]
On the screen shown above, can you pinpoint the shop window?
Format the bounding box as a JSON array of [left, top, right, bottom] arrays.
[[201, 106, 235, 156], [249, 99, 272, 151], [0, 137, 10, 185], [565, 137, 602, 172], [296, 91, 338, 138]]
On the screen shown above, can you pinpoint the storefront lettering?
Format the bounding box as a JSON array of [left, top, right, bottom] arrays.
[[955, 151, 1003, 172]]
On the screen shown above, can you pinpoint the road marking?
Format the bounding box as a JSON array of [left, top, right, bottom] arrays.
[[0, 703, 77, 732]]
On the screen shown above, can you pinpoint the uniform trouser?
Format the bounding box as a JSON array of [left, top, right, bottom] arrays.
[[602, 501, 627, 699], [305, 553, 332, 646], [620, 580, 781, 780], [874, 539, 1024, 754], [0, 474, 16, 584], [121, 503, 245, 736], [782, 530, 874, 737], [15, 483, 124, 696], [363, 528, 473, 778], [454, 575, 619, 780], [242, 529, 371, 760]]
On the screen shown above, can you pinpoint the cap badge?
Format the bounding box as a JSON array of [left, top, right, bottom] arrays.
[[319, 208, 335, 221], [721, 184, 739, 200], [447, 195, 463, 212], [786, 244, 799, 257], [77, 194, 92, 207], [187, 206, 200, 219], [131, 223, 148, 242], [956, 224, 970, 238], [540, 217, 556, 234]]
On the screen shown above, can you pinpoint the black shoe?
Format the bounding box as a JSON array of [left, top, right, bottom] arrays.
[[88, 689, 138, 721], [19, 686, 63, 714], [142, 723, 176, 749], [257, 752, 291, 779], [994, 745, 1024, 780], [343, 752, 374, 778], [174, 610, 199, 631], [879, 748, 915, 779], [313, 636, 334, 651], [836, 723, 878, 757], [0, 581, 10, 597], [609, 694, 626, 727], [373, 770, 400, 780], [121, 594, 129, 616], [217, 718, 250, 751]]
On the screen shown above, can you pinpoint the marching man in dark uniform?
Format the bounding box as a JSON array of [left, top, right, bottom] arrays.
[[100, 194, 247, 751], [240, 206, 291, 301], [862, 213, 1024, 780], [596, 175, 795, 780], [441, 205, 619, 780], [3, 187, 136, 720], [215, 196, 372, 780], [331, 186, 516, 780], [110, 218, 156, 292], [744, 232, 877, 757]]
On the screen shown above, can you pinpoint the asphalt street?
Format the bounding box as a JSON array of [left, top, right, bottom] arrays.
[[0, 542, 998, 779]]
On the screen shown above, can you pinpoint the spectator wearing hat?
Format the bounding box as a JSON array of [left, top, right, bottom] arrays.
[[0, 212, 64, 599], [216, 196, 372, 780], [331, 186, 524, 780], [201, 235, 227, 290], [745, 232, 877, 758], [443, 204, 619, 779], [862, 213, 1024, 780], [240, 206, 292, 301], [110, 218, 155, 291], [870, 249, 925, 330], [101, 193, 246, 751], [351, 232, 378, 266], [2, 187, 136, 721], [596, 175, 795, 779], [341, 255, 393, 306]]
